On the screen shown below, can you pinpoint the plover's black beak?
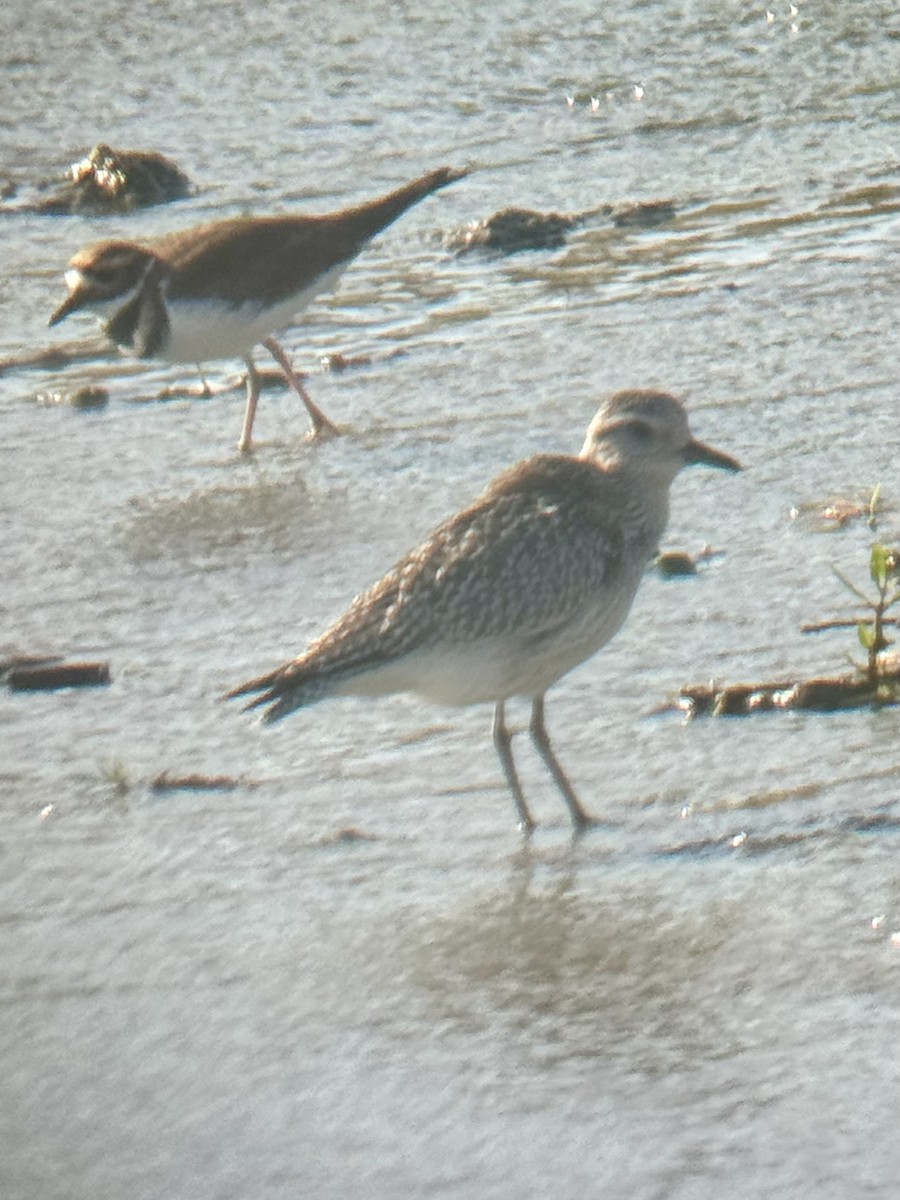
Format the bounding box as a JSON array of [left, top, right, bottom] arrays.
[[48, 291, 81, 327], [683, 438, 742, 472]]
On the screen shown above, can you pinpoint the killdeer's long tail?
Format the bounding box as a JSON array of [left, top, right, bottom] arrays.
[[335, 165, 468, 245]]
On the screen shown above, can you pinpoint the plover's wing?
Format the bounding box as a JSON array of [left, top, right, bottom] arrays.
[[228, 455, 631, 718]]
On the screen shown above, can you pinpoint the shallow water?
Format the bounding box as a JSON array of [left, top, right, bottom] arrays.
[[2, 2, 900, 1198]]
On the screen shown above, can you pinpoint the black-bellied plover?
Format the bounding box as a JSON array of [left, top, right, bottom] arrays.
[[227, 390, 741, 831], [48, 167, 466, 451]]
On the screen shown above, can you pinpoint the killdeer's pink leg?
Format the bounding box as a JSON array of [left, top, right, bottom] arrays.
[[238, 355, 261, 453], [196, 366, 213, 398], [262, 337, 340, 440]]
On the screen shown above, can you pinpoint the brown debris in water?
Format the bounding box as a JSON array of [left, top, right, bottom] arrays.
[[3, 658, 111, 691], [0, 339, 111, 377], [612, 199, 677, 227], [672, 660, 900, 718], [314, 827, 379, 847], [321, 351, 372, 372], [30, 144, 191, 214], [446, 197, 677, 255], [656, 545, 726, 577], [656, 550, 697, 577], [69, 385, 109, 409], [150, 771, 257, 793], [35, 385, 110, 409], [789, 487, 890, 533], [447, 207, 584, 253]]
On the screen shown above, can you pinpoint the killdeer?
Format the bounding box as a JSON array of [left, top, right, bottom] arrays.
[[49, 165, 467, 451], [227, 391, 741, 832]]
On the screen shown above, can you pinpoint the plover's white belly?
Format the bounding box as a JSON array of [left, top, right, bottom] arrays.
[[333, 582, 642, 706], [160, 265, 348, 364]]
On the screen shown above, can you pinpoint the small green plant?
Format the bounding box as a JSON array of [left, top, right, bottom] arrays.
[[98, 757, 133, 799], [833, 542, 900, 689]]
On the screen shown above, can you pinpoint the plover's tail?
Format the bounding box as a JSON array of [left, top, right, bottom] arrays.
[[224, 659, 333, 723]]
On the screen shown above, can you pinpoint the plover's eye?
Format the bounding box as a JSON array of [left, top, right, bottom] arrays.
[[594, 417, 657, 446], [633, 420, 657, 444], [625, 420, 654, 443]]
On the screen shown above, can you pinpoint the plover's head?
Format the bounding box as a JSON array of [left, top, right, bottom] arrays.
[[580, 389, 742, 481]]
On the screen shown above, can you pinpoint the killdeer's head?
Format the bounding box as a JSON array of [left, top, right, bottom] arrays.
[[580, 389, 742, 483], [49, 241, 162, 327]]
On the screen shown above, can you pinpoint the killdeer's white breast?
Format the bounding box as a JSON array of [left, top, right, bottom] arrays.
[[161, 265, 349, 364]]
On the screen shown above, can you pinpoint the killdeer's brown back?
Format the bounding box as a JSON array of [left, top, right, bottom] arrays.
[[159, 165, 468, 308]]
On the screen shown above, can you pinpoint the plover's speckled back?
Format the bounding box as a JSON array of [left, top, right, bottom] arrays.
[[227, 390, 741, 831]]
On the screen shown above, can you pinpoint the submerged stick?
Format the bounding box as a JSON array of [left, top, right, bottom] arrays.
[[6, 661, 111, 691]]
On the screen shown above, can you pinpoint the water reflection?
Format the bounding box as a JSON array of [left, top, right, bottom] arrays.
[[407, 855, 741, 1078]]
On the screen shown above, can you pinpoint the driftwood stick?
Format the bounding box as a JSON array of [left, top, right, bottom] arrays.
[[6, 661, 111, 691]]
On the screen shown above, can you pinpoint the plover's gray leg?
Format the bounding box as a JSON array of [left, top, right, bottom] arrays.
[[529, 695, 592, 832], [238, 355, 261, 453], [262, 336, 340, 440], [492, 700, 536, 834]]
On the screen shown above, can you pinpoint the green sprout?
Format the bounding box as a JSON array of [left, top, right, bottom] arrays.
[[98, 757, 133, 800], [833, 542, 900, 690]]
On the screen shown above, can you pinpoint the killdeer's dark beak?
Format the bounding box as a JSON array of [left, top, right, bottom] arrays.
[[48, 290, 81, 327], [683, 438, 742, 472]]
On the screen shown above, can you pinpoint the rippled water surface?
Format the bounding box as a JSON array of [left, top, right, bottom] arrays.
[[2, 2, 900, 1198]]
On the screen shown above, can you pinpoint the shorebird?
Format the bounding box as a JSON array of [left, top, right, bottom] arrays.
[[48, 165, 466, 451], [227, 390, 741, 831]]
